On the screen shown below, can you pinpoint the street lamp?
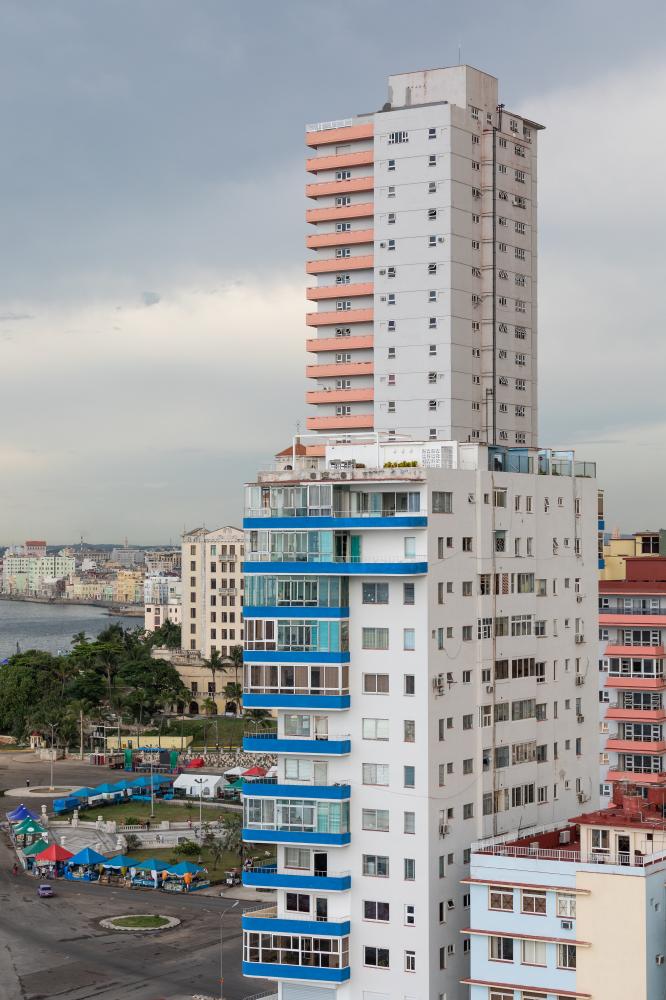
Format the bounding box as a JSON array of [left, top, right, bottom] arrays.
[[219, 899, 239, 1000], [194, 776, 204, 830], [149, 751, 155, 819], [47, 722, 59, 791]]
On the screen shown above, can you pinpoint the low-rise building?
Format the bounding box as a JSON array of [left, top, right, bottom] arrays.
[[602, 530, 665, 581], [145, 548, 181, 575], [144, 574, 182, 632], [467, 787, 666, 1000]]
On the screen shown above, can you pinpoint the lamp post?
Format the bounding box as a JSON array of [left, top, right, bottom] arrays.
[[219, 899, 239, 1000], [47, 722, 58, 791], [149, 752, 155, 819], [194, 776, 204, 830]]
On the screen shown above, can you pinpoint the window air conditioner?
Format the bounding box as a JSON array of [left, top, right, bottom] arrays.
[[468, 493, 476, 503], [577, 714, 584, 723], [561, 920, 573, 930], [378, 269, 387, 275], [485, 685, 494, 694], [575, 676, 585, 686], [439, 823, 449, 836], [379, 241, 386, 248]]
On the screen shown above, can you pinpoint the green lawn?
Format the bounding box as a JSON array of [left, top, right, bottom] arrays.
[[77, 800, 237, 824], [143, 716, 246, 748], [110, 914, 169, 929], [129, 843, 276, 884]]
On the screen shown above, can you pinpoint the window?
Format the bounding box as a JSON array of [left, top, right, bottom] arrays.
[[404, 765, 415, 788], [364, 945, 390, 968], [557, 944, 577, 970], [363, 899, 390, 921], [428, 154, 436, 166], [363, 854, 389, 877], [362, 582, 389, 605], [405, 950, 416, 972], [387, 158, 395, 171], [489, 886, 513, 911], [363, 673, 389, 694], [403, 628, 415, 651], [362, 627, 389, 650], [403, 582, 415, 605], [489, 936, 514, 962], [362, 808, 389, 831], [403, 810, 416, 834], [404, 674, 415, 695], [404, 719, 415, 742], [557, 893, 576, 918], [362, 718, 389, 741], [432, 491, 453, 513], [404, 858, 415, 880], [405, 904, 416, 927], [363, 763, 389, 786], [388, 130, 408, 144], [522, 889, 546, 914], [522, 939, 546, 966]]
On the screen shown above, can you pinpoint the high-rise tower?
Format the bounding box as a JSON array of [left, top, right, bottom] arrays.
[[306, 65, 541, 446]]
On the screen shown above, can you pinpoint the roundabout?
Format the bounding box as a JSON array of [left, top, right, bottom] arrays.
[[4, 785, 75, 798], [99, 914, 180, 932]]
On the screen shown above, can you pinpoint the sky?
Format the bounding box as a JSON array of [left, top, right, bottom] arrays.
[[1, 0, 665, 543]]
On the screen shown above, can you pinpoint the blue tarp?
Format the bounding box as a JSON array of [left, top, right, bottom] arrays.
[[102, 854, 136, 868], [70, 787, 97, 799], [91, 783, 123, 795], [133, 858, 175, 872], [67, 847, 108, 866]]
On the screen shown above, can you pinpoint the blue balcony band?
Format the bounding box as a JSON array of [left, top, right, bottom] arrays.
[[242, 962, 350, 984], [244, 560, 428, 576], [243, 650, 350, 664], [243, 516, 427, 529], [242, 913, 351, 936], [243, 829, 351, 846], [242, 782, 350, 799], [243, 736, 351, 755], [243, 605, 349, 619], [243, 869, 352, 892], [243, 693, 351, 710]]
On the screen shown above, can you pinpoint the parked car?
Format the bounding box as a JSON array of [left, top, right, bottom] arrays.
[[37, 884, 54, 898]]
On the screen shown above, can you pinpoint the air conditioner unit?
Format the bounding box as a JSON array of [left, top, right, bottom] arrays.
[[468, 493, 476, 503], [439, 823, 449, 836], [561, 919, 573, 930], [576, 594, 584, 603], [485, 685, 494, 694], [577, 792, 587, 804], [559, 830, 571, 844], [380, 295, 387, 302], [379, 241, 386, 248], [438, 236, 445, 243], [577, 714, 584, 723], [378, 268, 387, 275], [657, 955, 665, 966], [575, 676, 585, 686], [575, 635, 585, 644], [309, 472, 318, 480]]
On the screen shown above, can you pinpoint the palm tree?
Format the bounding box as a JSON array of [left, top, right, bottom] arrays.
[[229, 644, 243, 688], [223, 681, 243, 717], [201, 696, 217, 717], [203, 649, 224, 705]]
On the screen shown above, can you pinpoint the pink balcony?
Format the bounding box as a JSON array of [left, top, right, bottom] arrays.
[[306, 282, 373, 301], [306, 387, 374, 404], [306, 254, 374, 275], [306, 308, 373, 328], [306, 413, 374, 431], [306, 334, 374, 353], [306, 203, 374, 224], [306, 149, 374, 173], [306, 229, 374, 250], [306, 362, 373, 378], [305, 123, 374, 148], [605, 738, 666, 753], [306, 176, 374, 198]]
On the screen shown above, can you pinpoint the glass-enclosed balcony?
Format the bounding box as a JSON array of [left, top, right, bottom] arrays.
[[243, 662, 350, 710], [243, 929, 350, 983], [245, 483, 425, 528], [245, 529, 426, 571], [244, 619, 348, 653], [243, 792, 351, 846], [245, 575, 348, 609], [242, 903, 350, 936]]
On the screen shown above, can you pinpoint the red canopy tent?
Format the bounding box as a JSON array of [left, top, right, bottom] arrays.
[[35, 844, 74, 863], [242, 766, 267, 778]]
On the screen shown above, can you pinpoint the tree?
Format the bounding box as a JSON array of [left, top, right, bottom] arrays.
[[229, 645, 243, 688], [201, 697, 217, 717], [124, 833, 141, 852], [202, 649, 224, 705], [146, 620, 181, 650], [219, 814, 242, 859], [223, 682, 243, 717]]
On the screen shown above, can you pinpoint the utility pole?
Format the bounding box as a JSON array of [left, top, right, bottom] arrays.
[[79, 710, 84, 760], [219, 900, 239, 1000]]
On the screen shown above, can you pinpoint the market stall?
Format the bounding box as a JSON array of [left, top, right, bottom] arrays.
[[64, 847, 107, 882], [130, 858, 172, 889], [21, 838, 50, 871], [162, 860, 210, 893], [173, 772, 226, 799], [34, 843, 73, 877], [99, 854, 136, 886], [7, 804, 38, 823], [12, 818, 48, 849]]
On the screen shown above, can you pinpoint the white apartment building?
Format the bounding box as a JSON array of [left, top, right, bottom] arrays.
[[240, 436, 600, 1000], [144, 573, 182, 632], [2, 552, 75, 596], [306, 65, 540, 446], [181, 525, 244, 659]]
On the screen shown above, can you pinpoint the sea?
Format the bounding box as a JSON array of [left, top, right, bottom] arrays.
[[0, 601, 140, 660]]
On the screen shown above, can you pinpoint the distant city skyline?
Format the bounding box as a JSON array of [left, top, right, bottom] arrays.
[[2, 1, 666, 540]]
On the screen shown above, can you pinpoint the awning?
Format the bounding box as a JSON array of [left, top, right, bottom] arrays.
[[13, 819, 47, 835], [102, 854, 136, 868], [7, 804, 37, 822], [67, 847, 107, 866], [22, 839, 50, 857], [35, 844, 74, 862], [242, 766, 267, 777], [170, 861, 206, 875], [133, 858, 175, 872]]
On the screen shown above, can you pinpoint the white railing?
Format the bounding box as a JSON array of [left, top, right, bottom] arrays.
[[243, 902, 350, 923], [306, 118, 353, 133], [475, 843, 666, 868]]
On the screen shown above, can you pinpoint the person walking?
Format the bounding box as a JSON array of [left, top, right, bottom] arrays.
[[12, 863, 18, 876], [25, 779, 30, 789]]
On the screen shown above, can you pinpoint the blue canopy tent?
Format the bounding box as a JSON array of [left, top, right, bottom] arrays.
[[170, 861, 204, 874], [165, 859, 210, 892], [102, 854, 136, 869], [64, 846, 108, 882], [130, 857, 176, 888], [91, 783, 124, 798], [7, 804, 37, 822], [70, 787, 97, 800]]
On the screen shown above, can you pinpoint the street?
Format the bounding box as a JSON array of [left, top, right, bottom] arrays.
[[0, 755, 274, 1000]]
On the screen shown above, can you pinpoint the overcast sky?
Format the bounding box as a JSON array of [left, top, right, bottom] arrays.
[[1, 0, 665, 543]]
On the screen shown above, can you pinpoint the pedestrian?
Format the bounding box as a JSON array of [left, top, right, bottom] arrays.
[[12, 863, 18, 876], [25, 779, 30, 789]]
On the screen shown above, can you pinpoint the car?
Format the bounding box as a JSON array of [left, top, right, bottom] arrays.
[[37, 883, 54, 898]]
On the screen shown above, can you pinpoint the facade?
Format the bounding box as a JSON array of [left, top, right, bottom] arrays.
[[305, 65, 541, 446], [240, 436, 600, 999], [2, 552, 75, 596], [598, 556, 666, 807], [467, 787, 666, 1000], [180, 526, 245, 659], [145, 548, 182, 575], [601, 530, 665, 581], [112, 568, 144, 604], [144, 573, 182, 632]]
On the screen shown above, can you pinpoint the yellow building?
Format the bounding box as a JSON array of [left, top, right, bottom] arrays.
[[602, 530, 664, 580], [113, 568, 145, 604]]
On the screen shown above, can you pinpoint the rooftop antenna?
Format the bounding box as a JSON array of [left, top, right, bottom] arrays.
[[458, 42, 462, 64]]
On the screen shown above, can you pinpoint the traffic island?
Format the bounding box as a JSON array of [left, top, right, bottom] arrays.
[[99, 914, 180, 932]]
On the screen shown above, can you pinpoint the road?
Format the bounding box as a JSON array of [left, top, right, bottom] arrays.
[[0, 755, 274, 1000]]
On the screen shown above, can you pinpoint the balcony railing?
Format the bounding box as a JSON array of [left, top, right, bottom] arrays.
[[245, 507, 424, 520], [244, 685, 350, 698], [474, 842, 666, 868], [247, 864, 351, 880], [600, 606, 666, 616], [243, 902, 351, 924], [243, 730, 350, 742], [247, 553, 427, 564]]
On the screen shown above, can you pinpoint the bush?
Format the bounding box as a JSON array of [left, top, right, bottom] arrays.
[[125, 833, 141, 852], [173, 840, 200, 858], [123, 816, 143, 827]]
